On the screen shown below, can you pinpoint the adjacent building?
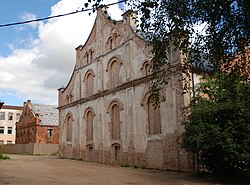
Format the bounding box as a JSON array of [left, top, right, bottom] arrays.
[[0, 105, 23, 145], [58, 8, 193, 171], [16, 100, 59, 144]]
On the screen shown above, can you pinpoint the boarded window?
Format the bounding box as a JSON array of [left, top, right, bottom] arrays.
[[86, 111, 94, 141], [88, 146, 94, 161], [86, 73, 94, 97], [111, 104, 120, 139], [110, 60, 120, 88], [114, 145, 121, 161], [66, 116, 73, 142], [147, 95, 161, 135]]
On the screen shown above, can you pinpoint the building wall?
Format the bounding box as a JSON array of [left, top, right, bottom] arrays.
[[0, 143, 58, 155], [58, 9, 193, 171], [0, 105, 23, 145], [16, 101, 59, 144]]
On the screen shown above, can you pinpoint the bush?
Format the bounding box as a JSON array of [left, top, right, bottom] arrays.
[[182, 73, 250, 176], [0, 153, 10, 160]]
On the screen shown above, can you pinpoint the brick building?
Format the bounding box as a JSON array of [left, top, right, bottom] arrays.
[[16, 100, 59, 144], [58, 8, 193, 171], [0, 105, 23, 145]]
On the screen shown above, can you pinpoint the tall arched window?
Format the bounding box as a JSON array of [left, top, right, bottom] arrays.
[[66, 115, 73, 142], [86, 73, 94, 97], [111, 104, 120, 139], [147, 95, 161, 135], [110, 60, 120, 88], [86, 110, 94, 141]]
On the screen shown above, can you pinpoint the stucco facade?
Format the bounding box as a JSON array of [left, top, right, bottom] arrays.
[[58, 8, 193, 171], [16, 100, 59, 144], [0, 105, 23, 145]]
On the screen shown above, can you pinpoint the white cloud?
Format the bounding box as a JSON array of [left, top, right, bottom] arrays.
[[0, 0, 124, 105], [20, 12, 40, 29]]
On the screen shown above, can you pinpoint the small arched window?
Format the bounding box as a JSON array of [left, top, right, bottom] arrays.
[[110, 60, 120, 88], [84, 70, 95, 97], [141, 60, 152, 76], [111, 104, 121, 139], [110, 38, 113, 50], [66, 115, 73, 142], [86, 73, 94, 97], [147, 95, 161, 135], [86, 110, 94, 141]]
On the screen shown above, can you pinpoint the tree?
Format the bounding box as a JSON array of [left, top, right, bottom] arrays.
[[182, 73, 250, 176], [83, 0, 250, 175]]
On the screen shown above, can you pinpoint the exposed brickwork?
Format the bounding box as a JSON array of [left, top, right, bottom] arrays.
[[16, 100, 59, 144], [58, 8, 194, 171]]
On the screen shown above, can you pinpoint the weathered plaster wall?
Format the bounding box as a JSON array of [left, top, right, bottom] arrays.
[[58, 8, 193, 171]]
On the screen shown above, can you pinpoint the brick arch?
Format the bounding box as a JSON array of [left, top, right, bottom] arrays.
[[106, 56, 123, 72], [83, 69, 95, 82], [141, 60, 152, 76], [106, 57, 123, 89], [64, 112, 74, 122], [83, 107, 95, 142], [65, 112, 74, 142], [140, 88, 151, 107], [83, 106, 96, 119], [106, 99, 124, 114]]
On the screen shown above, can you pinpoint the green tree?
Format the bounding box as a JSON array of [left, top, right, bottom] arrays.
[[83, 0, 250, 175], [182, 73, 250, 176]]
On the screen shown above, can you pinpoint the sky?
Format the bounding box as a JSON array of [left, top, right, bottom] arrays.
[[0, 0, 127, 106]]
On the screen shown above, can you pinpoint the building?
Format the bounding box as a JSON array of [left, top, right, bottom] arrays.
[[58, 8, 193, 171], [0, 105, 23, 145], [16, 100, 59, 144]]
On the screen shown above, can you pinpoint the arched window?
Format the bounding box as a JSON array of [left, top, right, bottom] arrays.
[[66, 115, 73, 142], [147, 95, 161, 135], [111, 104, 120, 139], [86, 110, 94, 141], [145, 63, 151, 76], [141, 60, 152, 76], [84, 70, 95, 97], [86, 73, 94, 97], [110, 38, 113, 50], [110, 60, 120, 88]]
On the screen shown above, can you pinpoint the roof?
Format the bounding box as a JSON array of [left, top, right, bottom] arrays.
[[1, 105, 23, 110], [30, 104, 58, 126]]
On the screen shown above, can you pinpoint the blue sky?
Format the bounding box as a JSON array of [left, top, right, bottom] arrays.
[[0, 0, 125, 106]]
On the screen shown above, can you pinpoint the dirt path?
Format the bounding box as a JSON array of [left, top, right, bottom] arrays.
[[0, 154, 221, 185]]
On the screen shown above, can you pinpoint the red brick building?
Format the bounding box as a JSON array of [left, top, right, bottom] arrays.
[[16, 100, 59, 144]]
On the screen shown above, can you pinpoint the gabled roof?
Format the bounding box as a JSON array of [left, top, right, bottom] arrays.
[[30, 104, 58, 126]]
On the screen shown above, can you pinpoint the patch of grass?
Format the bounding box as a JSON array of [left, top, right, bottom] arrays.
[[0, 153, 10, 160], [121, 164, 130, 167], [50, 152, 58, 156]]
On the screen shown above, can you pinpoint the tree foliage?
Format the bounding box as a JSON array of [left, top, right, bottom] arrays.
[[182, 73, 250, 176], [82, 0, 250, 175]]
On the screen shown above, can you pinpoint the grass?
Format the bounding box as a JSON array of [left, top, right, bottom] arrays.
[[0, 153, 10, 160]]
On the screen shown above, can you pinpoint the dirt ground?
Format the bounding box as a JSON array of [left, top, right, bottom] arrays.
[[0, 154, 222, 185]]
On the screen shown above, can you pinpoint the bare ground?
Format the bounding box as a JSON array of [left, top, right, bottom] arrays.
[[0, 154, 222, 185]]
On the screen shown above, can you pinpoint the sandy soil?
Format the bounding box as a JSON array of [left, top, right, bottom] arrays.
[[0, 154, 221, 185]]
